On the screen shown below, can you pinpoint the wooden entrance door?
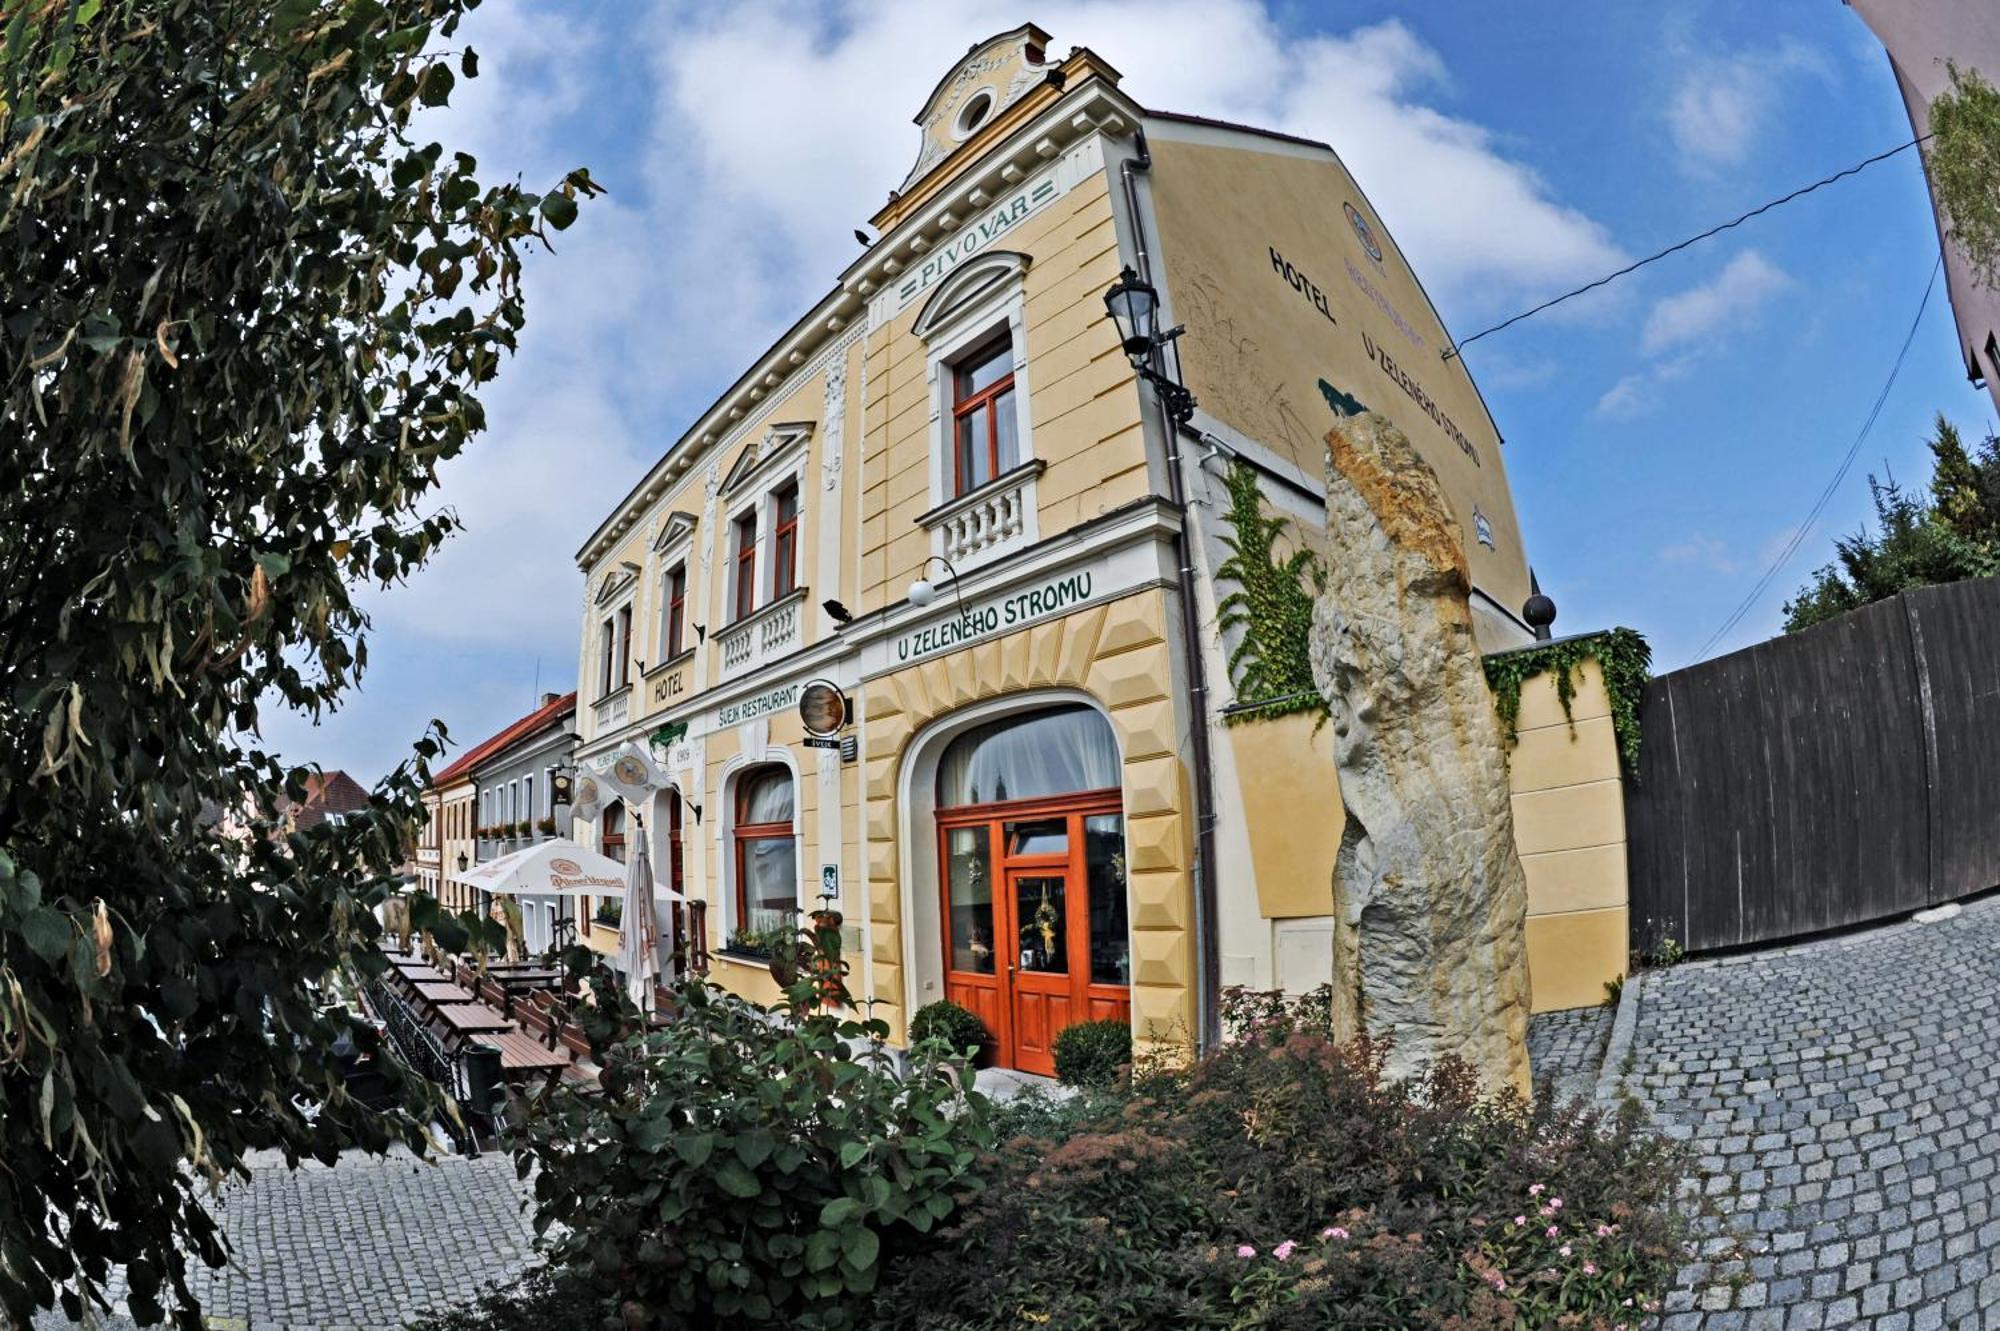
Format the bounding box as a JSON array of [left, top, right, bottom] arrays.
[[938, 792, 1130, 1076]]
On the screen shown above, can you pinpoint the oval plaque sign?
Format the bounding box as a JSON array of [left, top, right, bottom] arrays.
[[798, 679, 848, 738]]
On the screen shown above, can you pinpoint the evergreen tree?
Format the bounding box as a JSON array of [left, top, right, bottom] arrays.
[[1782, 416, 2000, 632]]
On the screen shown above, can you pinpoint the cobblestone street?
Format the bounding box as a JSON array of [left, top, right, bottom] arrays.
[[1620, 896, 2000, 1330], [32, 1147, 535, 1331], [1529, 1002, 1614, 1104]]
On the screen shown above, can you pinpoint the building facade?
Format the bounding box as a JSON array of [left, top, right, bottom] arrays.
[[467, 692, 579, 954], [1851, 0, 2000, 418], [571, 27, 1560, 1072]]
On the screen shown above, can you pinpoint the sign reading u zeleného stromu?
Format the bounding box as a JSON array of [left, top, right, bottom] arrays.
[[894, 567, 1094, 666]]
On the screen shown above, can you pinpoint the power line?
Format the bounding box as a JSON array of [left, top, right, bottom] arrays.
[[1444, 135, 1931, 360], [1690, 251, 1944, 664]]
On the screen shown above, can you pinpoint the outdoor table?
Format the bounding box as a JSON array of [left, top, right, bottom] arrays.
[[432, 1004, 515, 1036], [480, 1031, 572, 1075], [412, 981, 478, 1005], [392, 958, 447, 979]]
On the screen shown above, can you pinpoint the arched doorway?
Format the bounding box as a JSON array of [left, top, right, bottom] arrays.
[[934, 704, 1130, 1075]]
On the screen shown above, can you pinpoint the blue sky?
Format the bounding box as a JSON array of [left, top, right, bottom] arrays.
[[263, 0, 1991, 784]]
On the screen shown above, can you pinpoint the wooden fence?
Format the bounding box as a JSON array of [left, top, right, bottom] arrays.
[[1625, 576, 2000, 954]]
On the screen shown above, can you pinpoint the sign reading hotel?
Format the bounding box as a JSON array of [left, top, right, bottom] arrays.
[[893, 169, 1063, 311], [894, 568, 1094, 665]]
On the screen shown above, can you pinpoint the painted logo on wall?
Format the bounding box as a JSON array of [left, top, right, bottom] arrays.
[[1344, 202, 1383, 263]]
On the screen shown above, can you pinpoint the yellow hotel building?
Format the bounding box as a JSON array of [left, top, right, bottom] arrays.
[[571, 27, 1605, 1074]]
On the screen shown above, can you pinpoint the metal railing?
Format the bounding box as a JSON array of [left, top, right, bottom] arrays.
[[365, 978, 504, 1151]]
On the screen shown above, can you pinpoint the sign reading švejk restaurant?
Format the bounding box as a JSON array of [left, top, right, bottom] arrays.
[[893, 566, 1095, 666], [717, 682, 801, 729], [892, 168, 1063, 311]]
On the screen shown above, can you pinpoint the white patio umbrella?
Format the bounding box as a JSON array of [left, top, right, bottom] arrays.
[[617, 832, 662, 1013], [452, 838, 632, 899]]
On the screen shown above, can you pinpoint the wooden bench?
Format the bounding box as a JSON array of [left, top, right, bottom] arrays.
[[477, 1030, 573, 1076], [412, 981, 477, 1005], [433, 1003, 515, 1037]]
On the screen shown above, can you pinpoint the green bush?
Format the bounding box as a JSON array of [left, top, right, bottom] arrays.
[[873, 992, 1685, 1329], [515, 911, 993, 1329], [404, 1266, 609, 1331], [909, 1000, 991, 1063], [1052, 1019, 1131, 1087]]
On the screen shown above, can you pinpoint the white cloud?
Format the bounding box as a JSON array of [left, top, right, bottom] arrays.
[[1666, 40, 1831, 174], [1641, 250, 1790, 355], [1594, 373, 1654, 421], [1659, 533, 1741, 575]]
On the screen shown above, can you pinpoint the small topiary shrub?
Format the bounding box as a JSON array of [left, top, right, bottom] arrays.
[[1052, 1018, 1131, 1087], [909, 1000, 991, 1064]]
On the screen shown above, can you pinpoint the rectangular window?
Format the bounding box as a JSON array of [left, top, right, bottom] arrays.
[[664, 563, 688, 658], [524, 775, 534, 830], [771, 483, 800, 598], [615, 604, 632, 688], [951, 335, 1016, 496], [732, 512, 758, 621], [599, 615, 615, 695]]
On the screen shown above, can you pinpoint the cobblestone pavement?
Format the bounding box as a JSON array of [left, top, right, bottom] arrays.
[[1528, 1003, 1614, 1103], [1625, 896, 2000, 1330], [32, 1146, 536, 1331]]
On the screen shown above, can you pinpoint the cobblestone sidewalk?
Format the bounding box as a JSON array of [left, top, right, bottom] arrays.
[[1528, 1003, 1614, 1104], [32, 1147, 536, 1331], [1623, 896, 2000, 1330]]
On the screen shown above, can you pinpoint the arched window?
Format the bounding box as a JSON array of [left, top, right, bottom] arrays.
[[594, 801, 627, 931], [937, 704, 1120, 808], [733, 766, 796, 946]]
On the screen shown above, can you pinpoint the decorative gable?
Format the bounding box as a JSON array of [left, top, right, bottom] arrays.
[[901, 25, 1060, 194], [594, 562, 640, 605], [720, 421, 813, 498], [652, 510, 698, 554]]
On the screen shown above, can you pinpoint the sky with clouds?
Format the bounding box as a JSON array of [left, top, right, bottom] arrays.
[[261, 0, 1991, 783]]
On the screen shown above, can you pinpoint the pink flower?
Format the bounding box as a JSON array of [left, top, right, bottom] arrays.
[[1528, 1183, 1545, 1197], [1273, 1240, 1297, 1261], [1485, 1271, 1507, 1292], [1321, 1226, 1350, 1241], [1548, 1197, 1563, 1211], [1595, 1224, 1615, 1237], [1583, 1262, 1597, 1275], [1545, 1226, 1559, 1239], [1236, 1244, 1256, 1258], [1559, 1244, 1572, 1257], [1513, 1215, 1527, 1227]]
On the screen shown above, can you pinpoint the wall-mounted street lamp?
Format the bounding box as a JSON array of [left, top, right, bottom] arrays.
[[907, 554, 970, 619], [456, 850, 469, 873], [1102, 266, 1197, 429]]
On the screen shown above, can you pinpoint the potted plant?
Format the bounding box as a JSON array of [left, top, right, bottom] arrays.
[[536, 815, 557, 836], [594, 899, 623, 929]]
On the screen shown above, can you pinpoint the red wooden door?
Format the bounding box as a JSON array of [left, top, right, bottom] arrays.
[[1004, 866, 1074, 1077]]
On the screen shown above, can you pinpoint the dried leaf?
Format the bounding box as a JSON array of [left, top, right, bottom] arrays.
[[153, 319, 178, 368], [92, 899, 113, 977]]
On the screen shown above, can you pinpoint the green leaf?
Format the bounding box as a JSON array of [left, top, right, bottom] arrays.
[[713, 1160, 761, 1199], [539, 191, 578, 230], [672, 1132, 714, 1166], [839, 1224, 879, 1273], [21, 907, 69, 961], [418, 62, 455, 106], [839, 1140, 869, 1169]]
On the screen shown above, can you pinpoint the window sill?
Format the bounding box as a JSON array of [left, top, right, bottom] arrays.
[[916, 458, 1045, 530], [594, 683, 634, 706], [722, 586, 810, 635], [643, 648, 696, 679], [714, 949, 773, 969]]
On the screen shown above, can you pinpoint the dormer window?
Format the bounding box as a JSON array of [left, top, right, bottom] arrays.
[[952, 335, 1018, 496]]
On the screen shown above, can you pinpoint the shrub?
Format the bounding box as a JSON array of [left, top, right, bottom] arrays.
[[1219, 982, 1334, 1042], [516, 910, 993, 1329], [873, 994, 1686, 1329], [1052, 1019, 1131, 1087], [404, 1266, 610, 1331], [910, 1000, 991, 1063]]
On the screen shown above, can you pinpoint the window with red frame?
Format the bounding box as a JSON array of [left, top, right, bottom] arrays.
[[771, 482, 800, 598], [733, 766, 795, 947], [731, 512, 758, 621], [664, 562, 688, 658], [951, 335, 1018, 496]]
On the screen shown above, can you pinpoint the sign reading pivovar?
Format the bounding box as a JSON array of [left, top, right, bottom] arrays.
[[894, 568, 1095, 665], [894, 171, 1062, 310], [717, 682, 800, 728]]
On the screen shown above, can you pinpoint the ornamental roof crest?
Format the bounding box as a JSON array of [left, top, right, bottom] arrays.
[[900, 24, 1059, 194]]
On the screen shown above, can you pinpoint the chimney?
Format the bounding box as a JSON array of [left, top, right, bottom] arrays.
[[541, 691, 560, 707]]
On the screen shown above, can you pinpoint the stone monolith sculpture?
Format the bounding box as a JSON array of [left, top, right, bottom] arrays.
[[1308, 409, 1531, 1094]]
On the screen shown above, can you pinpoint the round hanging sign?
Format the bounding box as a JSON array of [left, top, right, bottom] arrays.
[[798, 679, 849, 737]]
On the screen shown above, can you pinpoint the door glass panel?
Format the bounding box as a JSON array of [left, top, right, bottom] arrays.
[[946, 827, 994, 974], [1014, 875, 1067, 974], [1006, 817, 1067, 857], [1084, 814, 1130, 985]]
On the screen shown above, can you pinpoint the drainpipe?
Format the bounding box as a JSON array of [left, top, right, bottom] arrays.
[[1120, 129, 1222, 1053]]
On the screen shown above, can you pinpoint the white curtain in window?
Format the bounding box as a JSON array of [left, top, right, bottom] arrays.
[[937, 705, 1119, 808], [740, 769, 795, 823]]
